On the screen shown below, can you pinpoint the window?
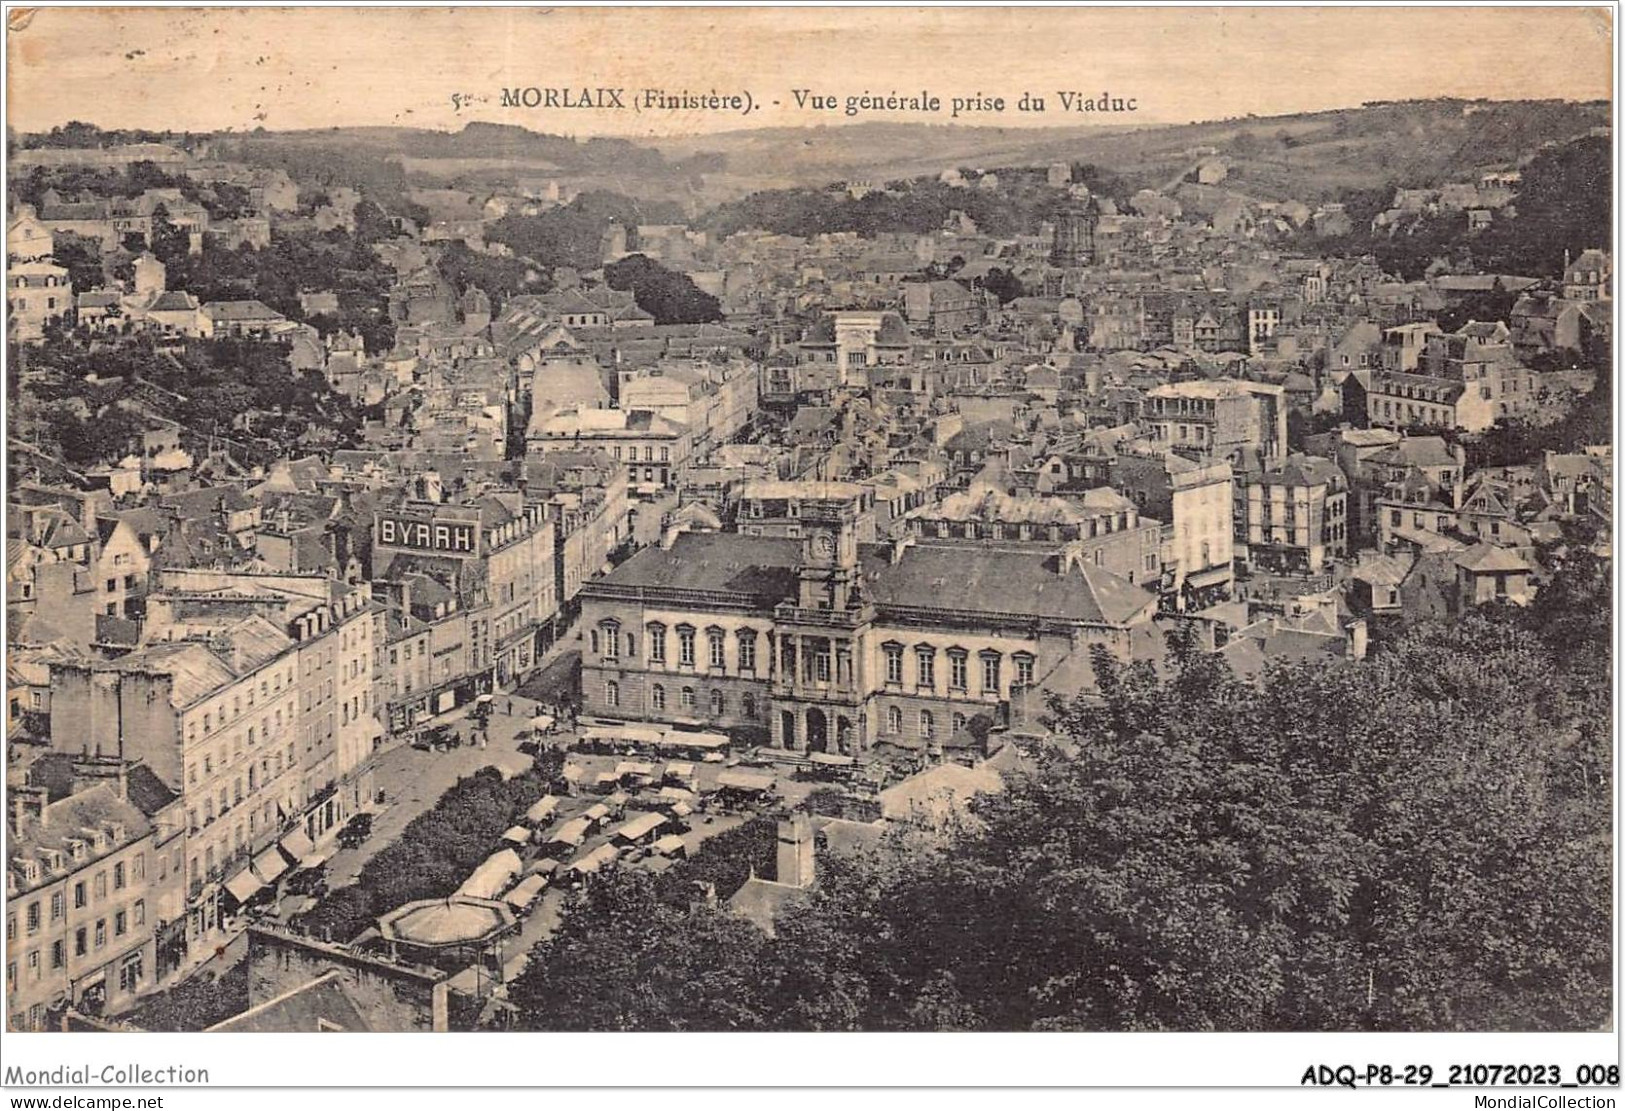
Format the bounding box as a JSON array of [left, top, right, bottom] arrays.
[[948, 650, 968, 692], [681, 687, 696, 710], [741, 693, 757, 720], [812, 646, 831, 683], [677, 626, 696, 668], [95, 920, 107, 949], [952, 712, 968, 734], [115, 910, 127, 937], [647, 624, 666, 664], [75, 927, 87, 957], [134, 900, 145, 927], [114, 862, 126, 891], [26, 902, 40, 934], [915, 646, 936, 688], [604, 680, 620, 708], [50, 940, 64, 969], [651, 684, 666, 710], [981, 652, 1001, 694], [27, 950, 39, 981], [50, 892, 64, 922], [589, 629, 599, 654], [626, 632, 636, 658], [709, 689, 725, 716], [119, 953, 143, 994], [94, 872, 107, 900], [708, 628, 726, 670], [737, 630, 757, 672], [886, 705, 903, 733], [1014, 654, 1035, 687], [919, 710, 935, 739], [73, 882, 86, 909], [883, 643, 904, 686], [600, 622, 620, 661]]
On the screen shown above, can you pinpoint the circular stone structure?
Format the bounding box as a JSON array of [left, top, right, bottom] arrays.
[[377, 896, 516, 951]]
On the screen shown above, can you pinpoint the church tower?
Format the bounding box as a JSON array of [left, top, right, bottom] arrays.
[[1050, 196, 1099, 268]]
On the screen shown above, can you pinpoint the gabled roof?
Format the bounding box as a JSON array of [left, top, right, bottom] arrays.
[[1455, 542, 1533, 573]]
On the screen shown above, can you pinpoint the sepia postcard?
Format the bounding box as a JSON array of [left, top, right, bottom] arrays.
[[1, 3, 1616, 1096]]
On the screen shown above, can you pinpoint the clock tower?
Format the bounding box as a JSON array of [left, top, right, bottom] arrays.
[[796, 503, 859, 610]]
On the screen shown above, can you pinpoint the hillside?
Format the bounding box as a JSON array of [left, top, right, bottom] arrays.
[[678, 98, 1609, 213]]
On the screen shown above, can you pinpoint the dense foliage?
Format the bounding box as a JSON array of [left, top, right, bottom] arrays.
[[295, 759, 561, 944], [699, 165, 1132, 240], [486, 191, 684, 272], [604, 253, 722, 324], [1318, 137, 1611, 280], [10, 333, 363, 469], [508, 572, 1610, 1031]]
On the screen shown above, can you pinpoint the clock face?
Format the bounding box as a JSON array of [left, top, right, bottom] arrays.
[[814, 532, 835, 557]]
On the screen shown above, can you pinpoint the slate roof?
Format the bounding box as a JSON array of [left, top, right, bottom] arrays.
[[859, 543, 1156, 626], [207, 970, 374, 1033], [1456, 542, 1533, 573], [588, 533, 801, 601]]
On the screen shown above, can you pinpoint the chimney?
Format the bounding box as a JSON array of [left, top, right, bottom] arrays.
[[71, 755, 130, 800], [1347, 618, 1369, 662], [776, 813, 815, 889], [9, 786, 50, 827]]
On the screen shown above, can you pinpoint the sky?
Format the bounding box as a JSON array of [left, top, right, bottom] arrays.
[[5, 6, 1614, 139]]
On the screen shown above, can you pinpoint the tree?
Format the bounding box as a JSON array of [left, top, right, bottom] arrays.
[[603, 254, 722, 324], [981, 268, 1025, 304], [496, 608, 1608, 1032], [509, 871, 772, 1031], [52, 233, 104, 292]]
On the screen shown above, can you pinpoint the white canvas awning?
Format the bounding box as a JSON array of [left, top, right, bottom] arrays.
[[251, 846, 289, 883], [224, 868, 263, 904]]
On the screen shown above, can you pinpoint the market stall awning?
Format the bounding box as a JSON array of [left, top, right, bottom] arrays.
[[501, 825, 532, 844], [612, 812, 667, 843], [716, 770, 777, 793], [525, 796, 560, 825], [503, 874, 548, 911]]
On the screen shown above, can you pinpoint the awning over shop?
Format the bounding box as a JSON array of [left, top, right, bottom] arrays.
[[251, 847, 289, 884], [300, 844, 337, 871], [501, 825, 532, 844], [224, 868, 264, 905], [281, 829, 316, 860], [1185, 565, 1233, 588], [809, 752, 856, 767], [716, 770, 776, 793]]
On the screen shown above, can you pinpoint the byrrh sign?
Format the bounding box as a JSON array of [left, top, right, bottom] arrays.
[[376, 513, 479, 555]]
